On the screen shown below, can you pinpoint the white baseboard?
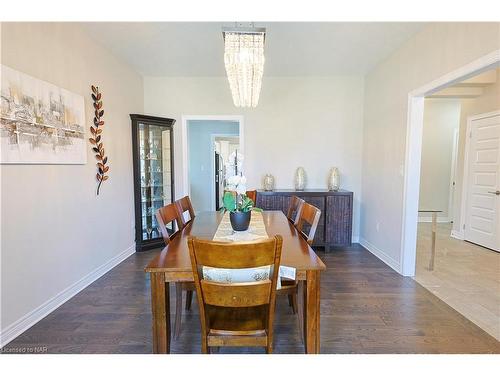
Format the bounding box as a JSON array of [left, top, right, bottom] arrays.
[[0, 243, 136, 348], [359, 237, 401, 274], [352, 235, 360, 243], [450, 230, 465, 240], [418, 216, 451, 223]]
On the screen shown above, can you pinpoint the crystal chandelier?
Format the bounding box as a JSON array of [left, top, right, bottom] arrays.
[[223, 26, 266, 108]]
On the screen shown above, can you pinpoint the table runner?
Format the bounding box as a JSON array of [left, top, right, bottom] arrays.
[[213, 211, 268, 242], [203, 211, 295, 287]]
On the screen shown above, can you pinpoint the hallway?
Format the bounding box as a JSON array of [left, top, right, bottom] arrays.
[[415, 223, 500, 340]]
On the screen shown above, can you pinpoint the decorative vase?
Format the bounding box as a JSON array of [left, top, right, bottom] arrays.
[[230, 211, 251, 231], [263, 174, 275, 191], [328, 167, 340, 191], [294, 167, 306, 191]]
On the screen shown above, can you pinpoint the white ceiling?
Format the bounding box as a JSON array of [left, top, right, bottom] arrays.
[[80, 22, 425, 77]]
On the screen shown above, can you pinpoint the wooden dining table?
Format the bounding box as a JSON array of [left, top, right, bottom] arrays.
[[145, 210, 326, 354]]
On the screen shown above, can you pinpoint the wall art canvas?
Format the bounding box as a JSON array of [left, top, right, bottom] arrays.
[[0, 65, 86, 164]]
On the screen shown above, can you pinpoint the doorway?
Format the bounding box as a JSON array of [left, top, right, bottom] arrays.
[[411, 66, 500, 340], [213, 136, 240, 210], [401, 50, 500, 277], [182, 116, 243, 212]]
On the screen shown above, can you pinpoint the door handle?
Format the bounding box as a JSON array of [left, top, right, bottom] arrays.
[[487, 190, 500, 195]]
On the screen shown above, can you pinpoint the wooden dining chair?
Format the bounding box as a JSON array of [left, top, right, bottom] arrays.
[[279, 195, 304, 315], [279, 201, 321, 342], [166, 196, 198, 339], [155, 202, 183, 246], [295, 202, 321, 245], [287, 196, 305, 225], [188, 235, 283, 354], [245, 190, 257, 203], [156, 202, 194, 339], [175, 195, 196, 228], [289, 201, 322, 340]]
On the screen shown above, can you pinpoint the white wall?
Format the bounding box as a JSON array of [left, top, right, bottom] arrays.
[[361, 22, 500, 273], [419, 99, 461, 221], [144, 76, 365, 240], [0, 23, 143, 343]]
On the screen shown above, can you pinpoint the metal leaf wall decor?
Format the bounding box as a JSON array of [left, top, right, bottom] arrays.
[[89, 85, 109, 195]]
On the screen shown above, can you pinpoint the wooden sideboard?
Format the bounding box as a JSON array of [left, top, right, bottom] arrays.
[[256, 189, 353, 250]]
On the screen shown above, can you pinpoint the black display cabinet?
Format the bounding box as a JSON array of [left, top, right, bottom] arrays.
[[130, 114, 175, 251]]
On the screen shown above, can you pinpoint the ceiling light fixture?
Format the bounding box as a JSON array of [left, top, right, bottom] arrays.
[[222, 25, 266, 108]]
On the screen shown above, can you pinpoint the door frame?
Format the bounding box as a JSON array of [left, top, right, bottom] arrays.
[[181, 115, 244, 199], [448, 127, 460, 224], [211, 134, 240, 211], [400, 49, 499, 276], [460, 110, 500, 244]]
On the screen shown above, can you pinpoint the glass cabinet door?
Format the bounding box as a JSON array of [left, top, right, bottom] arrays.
[[138, 122, 173, 241]]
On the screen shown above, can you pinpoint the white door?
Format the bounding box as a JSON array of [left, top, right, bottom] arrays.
[[464, 111, 500, 252]]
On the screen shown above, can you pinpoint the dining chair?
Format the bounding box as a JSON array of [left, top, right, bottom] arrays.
[[156, 202, 194, 339], [172, 196, 196, 339], [155, 202, 183, 245], [278, 195, 304, 315], [287, 196, 305, 225], [288, 201, 322, 340], [175, 195, 196, 228], [245, 190, 257, 203], [188, 235, 283, 354], [295, 202, 321, 245]]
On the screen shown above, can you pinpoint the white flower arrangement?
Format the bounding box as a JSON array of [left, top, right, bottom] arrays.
[[226, 174, 247, 195]]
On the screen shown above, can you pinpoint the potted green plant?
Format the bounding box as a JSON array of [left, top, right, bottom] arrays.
[[222, 175, 261, 231]]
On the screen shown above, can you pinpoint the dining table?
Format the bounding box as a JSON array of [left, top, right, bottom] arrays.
[[144, 210, 327, 354]]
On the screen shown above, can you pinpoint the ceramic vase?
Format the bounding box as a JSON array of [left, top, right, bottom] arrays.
[[230, 211, 251, 231], [263, 174, 275, 191], [328, 167, 340, 191], [294, 167, 307, 191]]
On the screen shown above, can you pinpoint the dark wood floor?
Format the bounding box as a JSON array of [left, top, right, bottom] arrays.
[[4, 245, 499, 354]]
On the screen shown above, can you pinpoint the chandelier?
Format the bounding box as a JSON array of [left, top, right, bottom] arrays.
[[222, 26, 266, 108]]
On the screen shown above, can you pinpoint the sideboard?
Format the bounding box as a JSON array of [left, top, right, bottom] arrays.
[[256, 189, 353, 250]]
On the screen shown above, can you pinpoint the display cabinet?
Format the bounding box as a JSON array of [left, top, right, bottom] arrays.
[[130, 114, 175, 251]]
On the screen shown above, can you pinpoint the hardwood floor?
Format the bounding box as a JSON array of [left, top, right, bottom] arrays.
[[4, 245, 499, 354], [415, 223, 500, 340]]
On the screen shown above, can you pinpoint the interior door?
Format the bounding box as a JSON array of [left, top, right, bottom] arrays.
[[464, 111, 500, 252]]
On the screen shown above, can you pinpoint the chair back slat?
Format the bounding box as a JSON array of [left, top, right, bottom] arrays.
[[156, 203, 182, 245], [287, 196, 305, 225], [295, 202, 321, 245], [189, 239, 277, 269], [201, 280, 272, 307]]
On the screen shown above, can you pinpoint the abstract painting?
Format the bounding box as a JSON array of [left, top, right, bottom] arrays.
[[0, 65, 86, 164]]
